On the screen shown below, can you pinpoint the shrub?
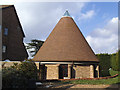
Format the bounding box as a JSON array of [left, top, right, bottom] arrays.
[[111, 50, 120, 71], [18, 60, 38, 80], [111, 54, 117, 71], [115, 50, 120, 71], [2, 60, 38, 89], [96, 51, 120, 77], [109, 69, 119, 76], [96, 54, 111, 77]]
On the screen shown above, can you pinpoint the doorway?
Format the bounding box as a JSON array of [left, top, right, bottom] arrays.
[[59, 64, 68, 79]]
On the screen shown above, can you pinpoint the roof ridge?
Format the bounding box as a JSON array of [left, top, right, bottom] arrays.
[[0, 5, 13, 9]]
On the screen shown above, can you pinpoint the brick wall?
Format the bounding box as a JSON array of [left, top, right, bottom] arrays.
[[2, 61, 21, 68], [73, 65, 91, 78], [45, 64, 59, 79], [2, 62, 98, 79], [2, 6, 28, 61]]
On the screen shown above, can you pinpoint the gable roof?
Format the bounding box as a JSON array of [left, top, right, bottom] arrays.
[[1, 5, 25, 37], [0, 5, 13, 9], [33, 11, 99, 62]]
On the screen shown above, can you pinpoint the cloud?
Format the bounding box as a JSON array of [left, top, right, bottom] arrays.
[[13, 2, 88, 58], [0, 0, 93, 5], [14, 2, 86, 42], [86, 17, 118, 54], [79, 10, 95, 20]]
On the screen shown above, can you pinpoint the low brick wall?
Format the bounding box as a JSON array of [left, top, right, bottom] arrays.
[[1, 61, 21, 68], [39, 74, 118, 82], [59, 74, 119, 81], [1, 61, 39, 68]]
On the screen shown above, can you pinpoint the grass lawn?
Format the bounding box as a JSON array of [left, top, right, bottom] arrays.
[[61, 69, 120, 85]]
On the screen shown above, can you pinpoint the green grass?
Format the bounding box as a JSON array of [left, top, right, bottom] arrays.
[[61, 77, 119, 85], [109, 69, 119, 76], [61, 69, 120, 85]]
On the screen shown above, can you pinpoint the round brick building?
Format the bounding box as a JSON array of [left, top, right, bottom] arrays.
[[33, 11, 99, 80]]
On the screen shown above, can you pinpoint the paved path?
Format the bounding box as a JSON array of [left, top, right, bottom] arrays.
[[50, 84, 119, 89], [37, 83, 119, 89]]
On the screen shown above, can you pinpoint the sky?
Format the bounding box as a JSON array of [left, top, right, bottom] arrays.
[[1, 1, 119, 56]]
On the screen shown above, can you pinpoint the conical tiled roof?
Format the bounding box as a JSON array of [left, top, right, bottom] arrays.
[[33, 11, 99, 62]]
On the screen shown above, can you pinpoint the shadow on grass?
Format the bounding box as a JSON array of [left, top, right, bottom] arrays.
[[36, 80, 75, 89], [51, 84, 75, 89]]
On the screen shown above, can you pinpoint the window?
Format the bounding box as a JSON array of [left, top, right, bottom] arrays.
[[4, 28, 8, 35], [0, 25, 1, 33], [17, 26, 20, 30], [2, 45, 6, 53]]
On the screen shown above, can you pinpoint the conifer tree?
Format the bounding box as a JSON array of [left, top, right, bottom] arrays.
[[26, 39, 44, 57]]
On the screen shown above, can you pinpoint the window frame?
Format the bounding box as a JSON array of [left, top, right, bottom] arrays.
[[0, 25, 1, 33], [2, 45, 6, 53], [4, 28, 8, 35]]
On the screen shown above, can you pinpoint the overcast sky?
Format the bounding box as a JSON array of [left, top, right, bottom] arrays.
[[1, 1, 119, 55]]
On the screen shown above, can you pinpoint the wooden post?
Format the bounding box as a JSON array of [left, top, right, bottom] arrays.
[[96, 65, 99, 78], [68, 64, 72, 79], [90, 65, 94, 78]]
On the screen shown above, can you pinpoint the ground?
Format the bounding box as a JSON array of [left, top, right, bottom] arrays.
[[36, 69, 120, 89], [36, 81, 119, 89]]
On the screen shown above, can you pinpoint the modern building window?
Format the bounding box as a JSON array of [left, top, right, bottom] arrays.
[[17, 26, 20, 30], [4, 28, 8, 35], [0, 25, 1, 33], [2, 45, 6, 53]]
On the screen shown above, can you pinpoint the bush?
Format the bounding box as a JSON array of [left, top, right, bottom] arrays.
[[109, 69, 119, 76], [115, 50, 120, 71], [2, 60, 38, 89], [111, 50, 120, 71], [100, 70, 110, 77], [96, 54, 111, 77], [111, 54, 117, 71], [96, 51, 120, 77]]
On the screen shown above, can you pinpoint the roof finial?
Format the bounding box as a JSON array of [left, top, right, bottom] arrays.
[[63, 10, 71, 17]]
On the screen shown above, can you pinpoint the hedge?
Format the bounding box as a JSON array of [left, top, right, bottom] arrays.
[[96, 50, 120, 77], [96, 54, 111, 77], [2, 60, 38, 89]]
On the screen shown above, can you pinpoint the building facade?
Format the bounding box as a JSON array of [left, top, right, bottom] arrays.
[[1, 5, 28, 61], [0, 6, 2, 61], [34, 11, 99, 80]]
